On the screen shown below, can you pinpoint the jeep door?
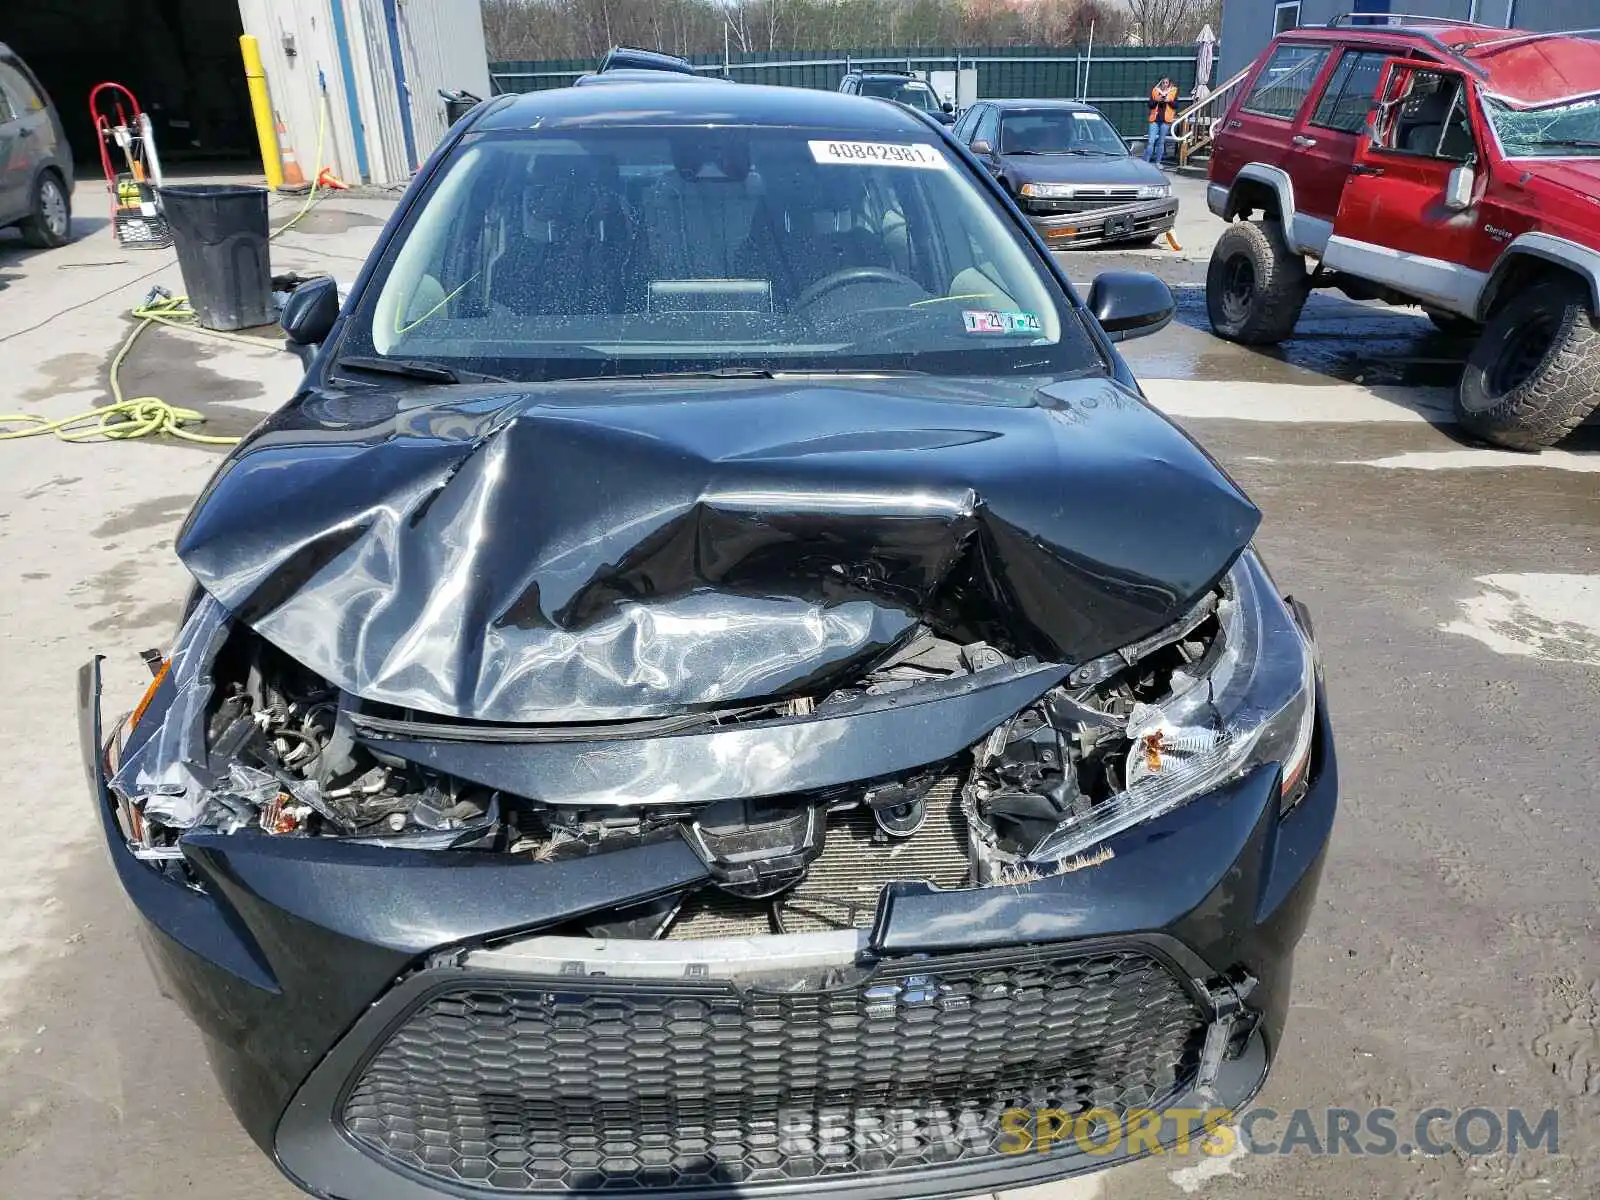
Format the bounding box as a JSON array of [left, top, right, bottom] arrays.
[[1324, 60, 1496, 316], [1289, 48, 1390, 228], [1213, 42, 1332, 194]]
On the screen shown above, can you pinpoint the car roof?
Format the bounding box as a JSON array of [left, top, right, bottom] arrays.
[[573, 68, 729, 86], [982, 98, 1100, 112], [599, 47, 697, 75], [475, 82, 936, 134], [1268, 23, 1600, 104]]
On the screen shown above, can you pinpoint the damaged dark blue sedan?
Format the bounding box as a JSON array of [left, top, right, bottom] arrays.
[[82, 78, 1336, 1200]]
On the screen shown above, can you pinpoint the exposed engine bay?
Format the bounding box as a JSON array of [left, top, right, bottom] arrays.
[[108, 570, 1275, 941], [110, 376, 1324, 944]]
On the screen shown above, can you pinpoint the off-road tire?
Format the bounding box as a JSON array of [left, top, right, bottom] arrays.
[[18, 171, 71, 249], [1427, 309, 1478, 336], [1206, 219, 1309, 345], [1457, 279, 1600, 450]]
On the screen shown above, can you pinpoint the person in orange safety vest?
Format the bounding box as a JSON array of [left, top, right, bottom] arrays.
[[1145, 77, 1179, 165]]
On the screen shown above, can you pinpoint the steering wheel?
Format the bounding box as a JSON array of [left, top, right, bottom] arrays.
[[795, 266, 921, 311]]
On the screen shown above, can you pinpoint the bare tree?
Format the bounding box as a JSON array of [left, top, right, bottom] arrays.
[[479, 0, 1174, 63], [1127, 0, 1209, 46]]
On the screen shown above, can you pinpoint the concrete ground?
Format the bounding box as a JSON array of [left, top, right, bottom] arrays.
[[1, 173, 1597, 1200]]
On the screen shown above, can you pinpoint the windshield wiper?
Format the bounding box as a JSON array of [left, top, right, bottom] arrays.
[[333, 355, 507, 384], [1531, 138, 1600, 149]]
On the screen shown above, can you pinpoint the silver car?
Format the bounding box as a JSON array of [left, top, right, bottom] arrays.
[[0, 42, 73, 248]]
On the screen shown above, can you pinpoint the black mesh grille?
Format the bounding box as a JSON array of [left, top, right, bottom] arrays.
[[341, 948, 1208, 1193]]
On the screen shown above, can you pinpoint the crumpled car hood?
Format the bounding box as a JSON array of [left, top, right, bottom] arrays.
[[176, 374, 1258, 721]]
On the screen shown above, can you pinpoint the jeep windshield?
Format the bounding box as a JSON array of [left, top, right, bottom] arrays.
[[341, 126, 1098, 383], [1485, 93, 1600, 157]]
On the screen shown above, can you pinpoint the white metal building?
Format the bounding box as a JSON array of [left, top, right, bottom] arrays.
[[6, 0, 490, 187], [238, 0, 491, 186]]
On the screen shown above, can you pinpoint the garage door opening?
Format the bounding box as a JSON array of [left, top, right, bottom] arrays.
[[6, 1, 258, 170]]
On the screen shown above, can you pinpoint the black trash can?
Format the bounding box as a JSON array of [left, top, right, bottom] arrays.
[[440, 89, 481, 126], [159, 184, 274, 331]]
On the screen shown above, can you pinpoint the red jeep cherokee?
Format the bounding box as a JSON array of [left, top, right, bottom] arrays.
[[1205, 17, 1600, 449]]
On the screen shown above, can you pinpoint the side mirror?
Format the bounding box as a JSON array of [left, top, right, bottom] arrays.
[[280, 276, 339, 346], [970, 138, 993, 157], [942, 100, 954, 113], [1444, 163, 1474, 211], [1086, 271, 1175, 343]]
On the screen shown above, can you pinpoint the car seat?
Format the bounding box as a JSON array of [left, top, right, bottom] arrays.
[[641, 136, 776, 282], [490, 154, 633, 315], [1398, 80, 1455, 156]]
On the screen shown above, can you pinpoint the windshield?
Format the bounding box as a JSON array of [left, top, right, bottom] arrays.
[[344, 127, 1101, 382], [860, 78, 939, 111], [1485, 92, 1600, 157], [1000, 110, 1128, 155]]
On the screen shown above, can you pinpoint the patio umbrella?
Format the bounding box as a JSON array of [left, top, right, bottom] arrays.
[[1196, 23, 1217, 90]]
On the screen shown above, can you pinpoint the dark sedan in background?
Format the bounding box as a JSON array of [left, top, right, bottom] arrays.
[[953, 98, 1176, 248]]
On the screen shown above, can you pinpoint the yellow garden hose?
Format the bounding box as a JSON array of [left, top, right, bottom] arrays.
[[1, 96, 334, 446], [1, 292, 286, 445]]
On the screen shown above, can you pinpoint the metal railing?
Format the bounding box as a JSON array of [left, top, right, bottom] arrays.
[[1171, 66, 1252, 167]]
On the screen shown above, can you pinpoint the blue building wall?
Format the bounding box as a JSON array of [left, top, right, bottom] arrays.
[[1219, 1, 1600, 79]]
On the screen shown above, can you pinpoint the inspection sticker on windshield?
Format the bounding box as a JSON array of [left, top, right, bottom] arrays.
[[964, 310, 1042, 334], [809, 140, 948, 169]]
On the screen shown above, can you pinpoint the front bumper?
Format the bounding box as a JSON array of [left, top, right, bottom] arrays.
[[81, 658, 1337, 1200], [1023, 197, 1178, 249]]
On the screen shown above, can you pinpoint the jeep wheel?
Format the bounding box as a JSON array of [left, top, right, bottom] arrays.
[[1206, 220, 1309, 345], [1457, 279, 1600, 450], [18, 171, 71, 249]]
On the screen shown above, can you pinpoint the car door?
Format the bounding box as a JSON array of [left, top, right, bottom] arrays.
[[971, 106, 1002, 175], [1213, 42, 1333, 191], [1289, 47, 1391, 229], [1324, 61, 1493, 315], [951, 105, 979, 143], [0, 55, 57, 224], [0, 74, 23, 224]]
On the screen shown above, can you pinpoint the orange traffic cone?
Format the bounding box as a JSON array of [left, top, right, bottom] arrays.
[[315, 166, 349, 191], [275, 114, 308, 191]]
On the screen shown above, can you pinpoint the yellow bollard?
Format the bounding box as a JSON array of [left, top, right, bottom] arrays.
[[239, 35, 284, 190]]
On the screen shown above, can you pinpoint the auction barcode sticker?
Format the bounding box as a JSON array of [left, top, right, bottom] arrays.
[[809, 140, 949, 169]]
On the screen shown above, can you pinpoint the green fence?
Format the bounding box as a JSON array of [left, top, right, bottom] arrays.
[[488, 45, 1201, 138]]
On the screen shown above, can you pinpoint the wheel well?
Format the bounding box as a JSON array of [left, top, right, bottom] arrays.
[[1226, 179, 1281, 223], [1485, 256, 1593, 320]]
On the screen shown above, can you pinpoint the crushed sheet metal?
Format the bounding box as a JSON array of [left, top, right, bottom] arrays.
[[110, 593, 232, 828], [176, 376, 1258, 722]]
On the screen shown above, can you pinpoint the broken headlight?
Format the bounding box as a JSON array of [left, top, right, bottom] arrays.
[[1024, 548, 1316, 864]]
